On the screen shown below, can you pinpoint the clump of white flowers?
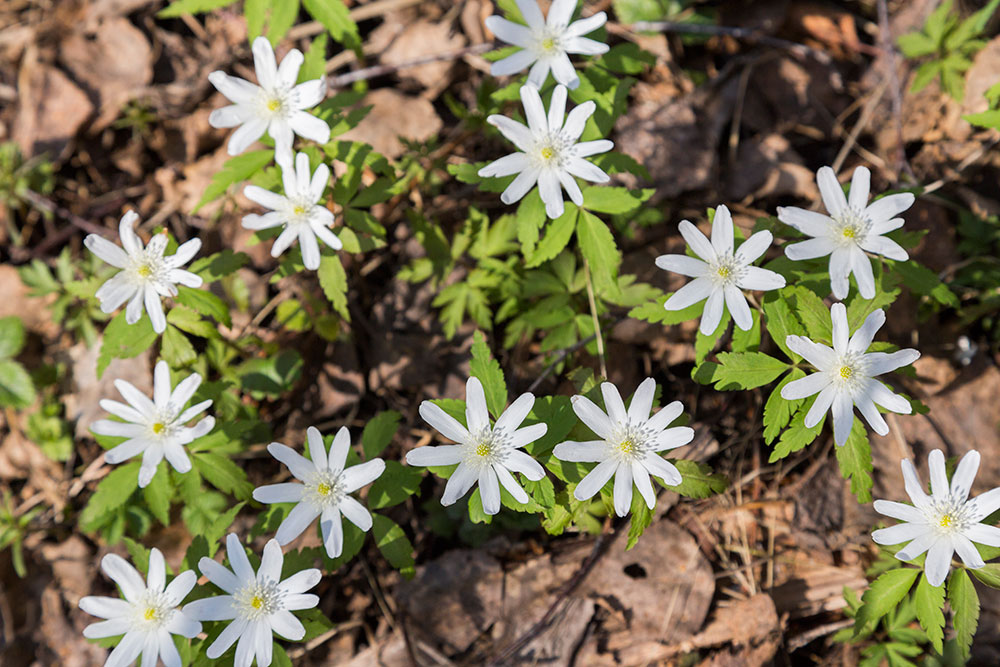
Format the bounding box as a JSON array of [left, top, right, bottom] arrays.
[[208, 36, 330, 161], [873, 449, 1000, 587], [85, 211, 203, 334], [554, 378, 694, 517], [779, 166, 913, 300], [479, 84, 612, 219], [780, 302, 918, 446], [253, 426, 385, 558], [406, 377, 547, 515], [486, 0, 609, 89], [656, 205, 786, 335], [91, 360, 215, 487], [242, 151, 340, 270]]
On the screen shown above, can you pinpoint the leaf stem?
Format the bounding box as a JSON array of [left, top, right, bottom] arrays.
[[583, 258, 607, 380]]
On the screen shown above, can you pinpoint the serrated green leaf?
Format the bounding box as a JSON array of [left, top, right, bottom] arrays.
[[964, 109, 1000, 130], [371, 514, 415, 578], [161, 324, 197, 368], [193, 150, 273, 212], [189, 249, 250, 282], [915, 572, 946, 655], [80, 462, 141, 533], [854, 567, 919, 633], [628, 292, 705, 326], [769, 401, 824, 462], [143, 465, 172, 525], [581, 186, 652, 214], [317, 255, 350, 320], [193, 452, 253, 500], [526, 206, 578, 267], [368, 460, 421, 510], [166, 305, 217, 339], [0, 360, 35, 409], [948, 567, 979, 658], [361, 411, 401, 459], [174, 286, 231, 328], [700, 351, 790, 390], [836, 418, 874, 503], [577, 210, 621, 296], [158, 0, 239, 17], [784, 286, 830, 342], [470, 331, 507, 419], [0, 316, 25, 359], [302, 0, 360, 51], [663, 459, 728, 498], [970, 562, 1000, 588], [98, 311, 158, 378], [762, 293, 805, 361], [762, 369, 804, 444], [626, 492, 653, 550]]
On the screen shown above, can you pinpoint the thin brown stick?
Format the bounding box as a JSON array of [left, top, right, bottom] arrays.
[[582, 258, 607, 380], [21, 189, 114, 240]]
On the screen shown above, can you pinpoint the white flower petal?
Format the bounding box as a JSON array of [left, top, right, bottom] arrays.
[[419, 401, 470, 444], [816, 166, 846, 217], [465, 376, 491, 434], [642, 454, 682, 486], [803, 385, 835, 428], [631, 461, 656, 509], [79, 596, 131, 621], [699, 288, 725, 336], [549, 53, 578, 89], [655, 254, 709, 278], [574, 458, 617, 500], [895, 531, 935, 562], [320, 508, 344, 558], [776, 206, 833, 237], [509, 423, 547, 449], [515, 0, 545, 29], [479, 152, 531, 178], [734, 230, 773, 265], [828, 248, 852, 300], [288, 110, 331, 145], [785, 237, 836, 260], [867, 381, 912, 415], [966, 523, 1000, 546], [553, 440, 608, 462], [855, 396, 888, 436], [291, 79, 326, 110], [186, 591, 237, 619], [850, 246, 876, 299], [500, 167, 541, 206], [105, 630, 145, 667], [710, 205, 734, 256], [953, 534, 985, 569], [538, 169, 564, 219], [504, 449, 546, 480], [494, 464, 530, 504], [724, 284, 753, 331], [951, 450, 981, 505], [570, 395, 613, 439], [612, 462, 633, 517], [406, 444, 463, 467], [494, 393, 534, 434], [873, 499, 926, 523], [226, 117, 268, 156], [859, 235, 908, 261], [627, 377, 656, 424], [663, 277, 713, 311], [864, 193, 915, 223], [251, 36, 277, 89], [923, 539, 954, 587], [207, 71, 258, 105], [651, 426, 694, 452], [781, 372, 829, 400], [600, 382, 627, 426], [928, 449, 949, 501], [574, 139, 613, 157], [441, 462, 478, 506], [270, 610, 306, 640], [479, 467, 502, 515], [847, 166, 870, 210], [563, 157, 608, 184], [830, 392, 854, 446], [901, 459, 931, 508], [643, 400, 684, 432], [275, 502, 321, 545], [871, 522, 928, 545], [736, 266, 785, 291], [268, 442, 316, 481], [485, 116, 534, 152], [253, 483, 305, 504], [340, 496, 373, 531], [678, 220, 715, 262], [101, 553, 146, 603], [560, 100, 595, 140], [341, 459, 385, 493], [563, 35, 608, 55], [486, 16, 535, 49], [206, 617, 248, 659], [520, 85, 547, 134]]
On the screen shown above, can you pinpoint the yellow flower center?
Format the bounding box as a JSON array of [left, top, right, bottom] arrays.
[[144, 607, 157, 621], [541, 37, 556, 51], [839, 366, 853, 379], [940, 514, 953, 528], [540, 147, 555, 161], [842, 226, 857, 239], [717, 266, 730, 278], [251, 595, 264, 610], [317, 482, 332, 496], [267, 98, 282, 112], [293, 204, 307, 216], [475, 442, 491, 457], [619, 439, 635, 455], [137, 264, 153, 278], [152, 422, 165, 434]]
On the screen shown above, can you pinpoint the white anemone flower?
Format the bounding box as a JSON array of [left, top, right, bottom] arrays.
[[85, 211, 202, 334], [778, 166, 914, 300], [406, 377, 548, 515], [655, 205, 786, 335], [185, 535, 321, 667], [485, 0, 609, 89], [91, 360, 215, 488], [873, 449, 1000, 587], [79, 548, 201, 667], [208, 36, 330, 160], [780, 302, 919, 446], [553, 378, 695, 517], [479, 84, 612, 219], [242, 151, 340, 270], [253, 426, 385, 558]]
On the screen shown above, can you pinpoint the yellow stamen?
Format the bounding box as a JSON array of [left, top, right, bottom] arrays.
[[251, 595, 264, 610], [317, 482, 332, 496], [475, 442, 490, 457], [152, 422, 165, 434], [839, 366, 853, 379], [842, 227, 857, 239], [267, 99, 282, 112], [541, 37, 556, 51], [293, 205, 307, 216], [540, 147, 555, 161], [717, 266, 730, 278], [137, 265, 153, 278], [619, 439, 634, 455], [144, 607, 157, 621], [940, 514, 953, 528]]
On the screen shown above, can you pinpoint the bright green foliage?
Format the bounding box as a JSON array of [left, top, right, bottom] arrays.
[[0, 142, 55, 246], [949, 568, 979, 659], [897, 0, 1000, 101], [854, 567, 920, 633], [19, 247, 109, 347], [158, 0, 238, 17], [194, 150, 273, 212], [302, 0, 361, 52], [361, 410, 402, 459], [914, 573, 946, 655], [693, 351, 790, 391], [0, 316, 35, 408], [835, 418, 874, 504], [97, 312, 158, 377], [470, 331, 507, 418], [0, 490, 42, 577], [371, 514, 415, 579], [245, 0, 299, 45]]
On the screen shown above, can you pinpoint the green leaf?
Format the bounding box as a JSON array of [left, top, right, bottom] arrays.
[[854, 567, 919, 633], [762, 294, 805, 361], [836, 418, 874, 503], [581, 186, 653, 214], [371, 514, 415, 578], [0, 316, 26, 359], [300, 33, 329, 83], [964, 109, 1000, 130], [368, 460, 422, 510], [80, 462, 141, 532], [143, 465, 172, 525], [161, 325, 197, 368], [193, 150, 273, 212], [193, 452, 253, 500], [0, 360, 35, 409], [317, 255, 350, 320], [784, 286, 830, 342], [526, 206, 577, 268], [663, 459, 728, 498], [915, 572, 946, 655], [158, 0, 239, 17], [948, 567, 979, 658], [265, 0, 299, 45], [698, 351, 789, 390], [238, 350, 303, 398], [470, 331, 507, 419], [897, 31, 937, 58], [628, 293, 705, 326], [174, 286, 231, 327], [769, 402, 824, 462], [762, 369, 804, 444], [970, 562, 1000, 589], [361, 411, 401, 460], [890, 259, 958, 308], [98, 311, 158, 378], [626, 492, 653, 550], [189, 249, 250, 282], [577, 210, 621, 295], [302, 0, 360, 51], [165, 305, 217, 339]]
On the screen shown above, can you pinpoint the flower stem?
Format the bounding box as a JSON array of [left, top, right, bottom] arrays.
[[583, 258, 607, 380]]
